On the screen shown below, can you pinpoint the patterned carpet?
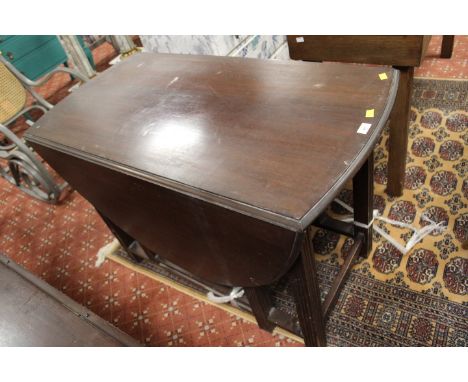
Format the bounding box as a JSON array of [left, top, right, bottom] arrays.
[[0, 36, 466, 346], [334, 78, 467, 305], [318, 78, 467, 345]]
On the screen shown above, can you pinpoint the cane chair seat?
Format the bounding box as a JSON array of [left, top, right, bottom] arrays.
[[0, 62, 27, 124]]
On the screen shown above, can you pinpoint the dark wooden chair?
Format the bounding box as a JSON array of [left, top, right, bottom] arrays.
[[287, 35, 431, 197]]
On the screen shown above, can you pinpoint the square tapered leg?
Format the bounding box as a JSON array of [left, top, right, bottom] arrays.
[[353, 155, 374, 257], [291, 232, 327, 347], [245, 287, 276, 332], [96, 210, 142, 263]]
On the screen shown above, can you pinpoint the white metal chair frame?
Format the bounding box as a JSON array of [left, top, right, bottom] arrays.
[[0, 54, 88, 203]]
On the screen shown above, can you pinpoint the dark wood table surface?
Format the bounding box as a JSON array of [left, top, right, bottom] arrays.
[[26, 53, 399, 346], [28, 53, 397, 227]]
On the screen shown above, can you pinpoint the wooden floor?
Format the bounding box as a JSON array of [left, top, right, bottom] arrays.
[[0, 254, 139, 346]]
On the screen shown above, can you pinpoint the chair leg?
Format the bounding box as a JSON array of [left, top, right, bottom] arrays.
[[0, 123, 64, 203], [441, 36, 455, 59], [387, 66, 413, 197]]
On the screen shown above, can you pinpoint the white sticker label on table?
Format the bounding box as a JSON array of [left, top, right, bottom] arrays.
[[296, 37, 304, 43], [357, 123, 372, 135]]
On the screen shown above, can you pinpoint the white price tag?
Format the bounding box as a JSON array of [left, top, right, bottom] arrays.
[[296, 36, 304, 43], [357, 123, 372, 135]]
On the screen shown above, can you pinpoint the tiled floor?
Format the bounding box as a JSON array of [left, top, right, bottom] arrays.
[[0, 36, 466, 346]]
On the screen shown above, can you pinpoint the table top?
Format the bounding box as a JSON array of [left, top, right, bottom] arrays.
[[26, 53, 398, 230]]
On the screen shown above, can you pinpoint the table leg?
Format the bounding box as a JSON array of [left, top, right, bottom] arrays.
[[441, 36, 455, 59], [353, 155, 374, 257], [96, 210, 142, 263], [322, 232, 363, 317], [387, 66, 413, 197], [291, 231, 326, 347], [245, 287, 276, 332]]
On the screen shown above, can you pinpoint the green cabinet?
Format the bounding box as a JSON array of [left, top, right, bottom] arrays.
[[0, 35, 95, 80]]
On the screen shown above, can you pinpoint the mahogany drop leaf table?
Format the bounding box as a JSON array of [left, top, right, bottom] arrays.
[[25, 53, 399, 346]]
